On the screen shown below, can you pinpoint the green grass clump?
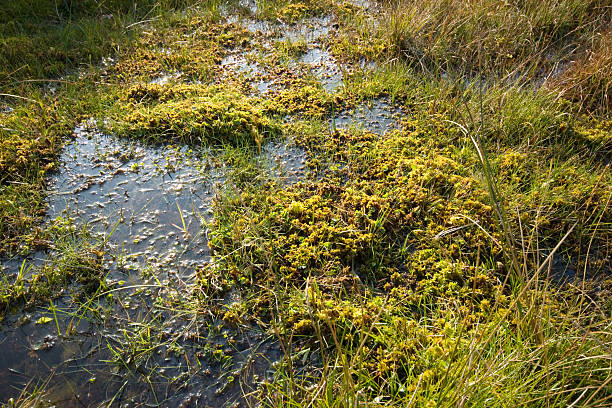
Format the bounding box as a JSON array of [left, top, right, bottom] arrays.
[[259, 277, 611, 407], [0, 217, 105, 319], [0, 104, 63, 182], [209, 113, 612, 405], [340, 64, 612, 268], [122, 82, 204, 103]]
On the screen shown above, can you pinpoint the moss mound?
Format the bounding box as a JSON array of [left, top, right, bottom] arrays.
[[117, 85, 281, 146], [210, 119, 499, 300]]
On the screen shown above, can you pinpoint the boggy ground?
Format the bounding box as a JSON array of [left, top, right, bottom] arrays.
[[0, 0, 611, 407]]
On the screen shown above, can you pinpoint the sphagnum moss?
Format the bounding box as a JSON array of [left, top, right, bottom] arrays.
[[115, 85, 282, 146]]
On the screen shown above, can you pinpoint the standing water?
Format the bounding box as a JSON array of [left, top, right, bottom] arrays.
[[0, 122, 285, 407]]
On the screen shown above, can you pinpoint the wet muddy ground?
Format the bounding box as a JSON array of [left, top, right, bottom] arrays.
[[0, 4, 400, 407]]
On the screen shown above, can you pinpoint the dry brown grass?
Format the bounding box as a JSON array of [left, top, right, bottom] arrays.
[[550, 26, 612, 113], [377, 0, 610, 83]]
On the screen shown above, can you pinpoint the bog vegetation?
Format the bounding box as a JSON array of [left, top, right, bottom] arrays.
[[0, 0, 610, 406]]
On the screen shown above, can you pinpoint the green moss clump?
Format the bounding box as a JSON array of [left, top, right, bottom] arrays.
[[573, 117, 612, 145], [0, 103, 67, 254], [210, 120, 499, 300], [122, 83, 204, 103], [117, 86, 281, 146], [272, 81, 340, 118], [278, 3, 318, 24], [0, 217, 105, 318], [109, 22, 251, 83]]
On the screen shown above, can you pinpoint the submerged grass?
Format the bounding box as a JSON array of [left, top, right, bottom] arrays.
[[0, 217, 105, 319]]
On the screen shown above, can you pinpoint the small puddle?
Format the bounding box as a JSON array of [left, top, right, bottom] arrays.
[[0, 302, 281, 407], [261, 140, 307, 185], [332, 98, 401, 134], [49, 122, 212, 274], [548, 250, 604, 285], [227, 16, 272, 34], [254, 78, 274, 94], [279, 14, 334, 44], [239, 0, 258, 14], [150, 72, 183, 85], [224, 13, 340, 95], [299, 47, 343, 92], [346, 0, 377, 8], [221, 53, 261, 76]]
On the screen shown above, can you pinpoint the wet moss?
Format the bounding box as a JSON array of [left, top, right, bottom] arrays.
[[573, 117, 612, 145], [115, 84, 282, 146], [210, 119, 499, 299], [0, 217, 105, 318], [109, 22, 252, 83], [207, 76, 611, 399], [1, 1, 611, 405], [122, 82, 207, 103], [0, 103, 68, 254], [272, 81, 341, 118], [277, 3, 320, 24]]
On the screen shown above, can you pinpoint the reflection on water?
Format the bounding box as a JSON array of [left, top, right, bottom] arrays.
[[299, 47, 343, 92], [50, 121, 213, 275], [0, 123, 285, 407], [332, 98, 402, 134]]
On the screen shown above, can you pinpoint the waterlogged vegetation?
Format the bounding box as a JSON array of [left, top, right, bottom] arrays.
[[0, 0, 611, 406]]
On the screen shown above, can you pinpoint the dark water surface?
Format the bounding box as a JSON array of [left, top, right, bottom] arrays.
[[0, 123, 296, 407]]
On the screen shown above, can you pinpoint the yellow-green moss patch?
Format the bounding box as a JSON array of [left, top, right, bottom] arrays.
[[115, 85, 282, 146]]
